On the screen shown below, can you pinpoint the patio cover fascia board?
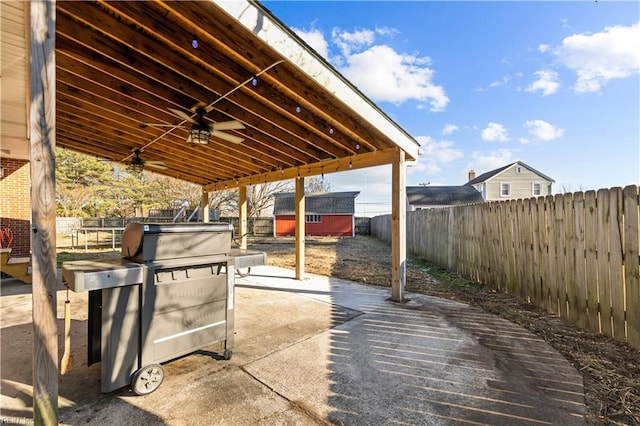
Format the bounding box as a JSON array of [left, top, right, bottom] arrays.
[[216, 1, 421, 160], [205, 147, 397, 192]]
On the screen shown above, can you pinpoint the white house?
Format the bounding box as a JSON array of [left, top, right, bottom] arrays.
[[465, 161, 554, 201]]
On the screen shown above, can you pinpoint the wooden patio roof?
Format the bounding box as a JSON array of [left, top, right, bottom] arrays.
[[53, 1, 420, 190]]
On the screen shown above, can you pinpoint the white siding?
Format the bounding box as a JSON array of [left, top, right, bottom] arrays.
[[485, 164, 553, 201]]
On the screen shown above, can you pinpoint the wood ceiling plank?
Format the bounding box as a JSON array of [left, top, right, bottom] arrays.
[[56, 90, 271, 174], [56, 115, 261, 179], [104, 0, 361, 157], [52, 1, 412, 188], [55, 46, 304, 170], [56, 127, 216, 186], [55, 30, 322, 168], [163, 1, 394, 154], [56, 4, 344, 165]]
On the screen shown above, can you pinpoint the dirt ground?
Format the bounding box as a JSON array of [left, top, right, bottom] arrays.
[[247, 235, 640, 426]]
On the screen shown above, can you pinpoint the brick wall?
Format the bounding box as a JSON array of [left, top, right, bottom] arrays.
[[1, 158, 31, 256]]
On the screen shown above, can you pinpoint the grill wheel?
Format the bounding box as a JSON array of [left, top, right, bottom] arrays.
[[131, 364, 165, 395]]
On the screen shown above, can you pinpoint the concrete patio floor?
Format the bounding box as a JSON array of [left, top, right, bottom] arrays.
[[1, 266, 585, 425]]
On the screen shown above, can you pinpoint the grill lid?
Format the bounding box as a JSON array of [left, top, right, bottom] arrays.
[[122, 223, 144, 259], [121, 222, 234, 262]]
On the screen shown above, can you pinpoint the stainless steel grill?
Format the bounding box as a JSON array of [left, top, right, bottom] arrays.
[[62, 222, 235, 394]]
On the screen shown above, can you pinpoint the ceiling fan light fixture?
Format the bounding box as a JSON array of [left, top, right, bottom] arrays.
[[191, 33, 199, 49], [128, 153, 145, 174], [189, 126, 211, 144]]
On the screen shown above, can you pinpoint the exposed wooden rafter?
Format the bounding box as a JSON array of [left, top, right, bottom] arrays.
[[53, 1, 417, 188]]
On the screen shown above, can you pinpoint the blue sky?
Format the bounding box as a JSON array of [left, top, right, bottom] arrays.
[[264, 1, 640, 216]]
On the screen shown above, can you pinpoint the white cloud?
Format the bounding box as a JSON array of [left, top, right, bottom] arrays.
[[341, 45, 449, 110], [490, 75, 511, 88], [538, 44, 550, 53], [481, 122, 509, 142], [554, 21, 640, 93], [295, 25, 449, 111], [417, 136, 464, 163], [412, 136, 463, 177], [475, 75, 511, 92], [331, 28, 376, 57], [292, 27, 330, 59], [526, 70, 560, 96], [442, 124, 459, 135], [374, 26, 399, 38], [524, 120, 565, 141], [408, 161, 442, 177], [467, 149, 515, 174]]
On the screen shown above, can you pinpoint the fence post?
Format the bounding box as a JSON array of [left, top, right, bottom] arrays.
[[623, 185, 640, 347]]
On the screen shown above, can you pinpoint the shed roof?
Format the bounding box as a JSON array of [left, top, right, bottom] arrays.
[[465, 161, 555, 186], [406, 186, 484, 206], [273, 191, 360, 215]]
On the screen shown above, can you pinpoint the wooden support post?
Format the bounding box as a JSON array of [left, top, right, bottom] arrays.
[[30, 0, 59, 423], [295, 177, 305, 280], [238, 186, 248, 249], [201, 190, 209, 223], [391, 148, 406, 302]]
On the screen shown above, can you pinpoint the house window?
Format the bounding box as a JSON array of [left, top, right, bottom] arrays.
[[532, 182, 542, 196], [500, 183, 511, 196], [516, 166, 522, 174], [306, 214, 321, 223]]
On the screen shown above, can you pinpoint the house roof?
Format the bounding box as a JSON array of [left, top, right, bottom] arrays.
[[406, 186, 484, 206], [273, 191, 360, 215], [464, 161, 555, 186]]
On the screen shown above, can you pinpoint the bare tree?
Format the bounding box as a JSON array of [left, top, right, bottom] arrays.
[[305, 176, 332, 193], [246, 181, 293, 217], [556, 183, 589, 194], [208, 189, 238, 217]]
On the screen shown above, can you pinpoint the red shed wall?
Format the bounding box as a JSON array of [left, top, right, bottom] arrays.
[[275, 214, 353, 237], [0, 158, 31, 256]]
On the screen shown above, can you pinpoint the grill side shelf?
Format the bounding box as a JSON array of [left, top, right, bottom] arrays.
[[62, 259, 145, 292]]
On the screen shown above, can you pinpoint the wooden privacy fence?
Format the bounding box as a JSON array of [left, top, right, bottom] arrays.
[[219, 217, 274, 237], [371, 185, 640, 350]]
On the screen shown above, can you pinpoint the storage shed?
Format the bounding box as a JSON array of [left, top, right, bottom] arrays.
[[274, 192, 359, 237]]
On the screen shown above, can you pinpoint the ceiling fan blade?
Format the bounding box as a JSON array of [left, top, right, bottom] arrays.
[[211, 130, 244, 144], [141, 123, 189, 128], [168, 108, 198, 125], [210, 120, 245, 131], [146, 162, 167, 170]]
